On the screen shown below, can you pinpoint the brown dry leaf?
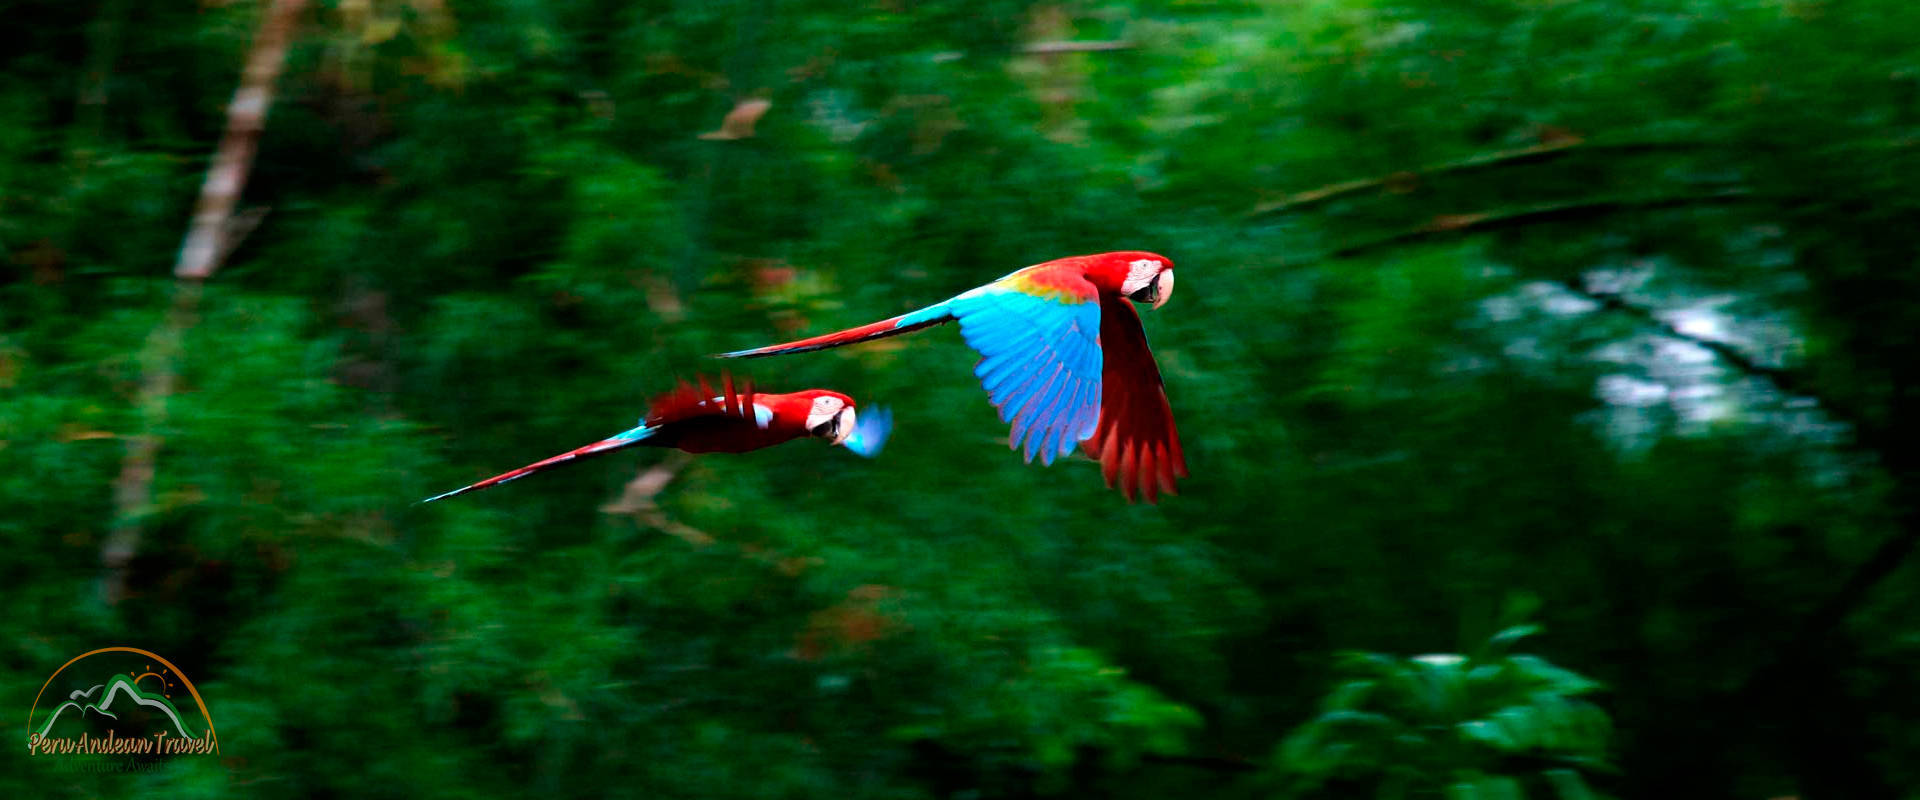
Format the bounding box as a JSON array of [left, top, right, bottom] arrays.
[[776, 556, 823, 577], [1536, 125, 1586, 147], [528, 671, 586, 721], [603, 453, 691, 514], [699, 97, 773, 140], [1424, 213, 1489, 232], [792, 584, 903, 660], [362, 17, 402, 44], [749, 260, 799, 293], [638, 273, 685, 322]]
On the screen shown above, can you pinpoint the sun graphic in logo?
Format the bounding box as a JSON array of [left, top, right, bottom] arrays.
[[130, 665, 176, 699]]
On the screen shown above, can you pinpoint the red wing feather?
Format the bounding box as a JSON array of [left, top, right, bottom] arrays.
[[717, 313, 950, 358], [1082, 295, 1186, 503], [644, 372, 760, 426]]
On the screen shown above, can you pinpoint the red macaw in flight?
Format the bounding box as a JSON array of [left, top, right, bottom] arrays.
[[720, 251, 1184, 502], [423, 375, 891, 503]]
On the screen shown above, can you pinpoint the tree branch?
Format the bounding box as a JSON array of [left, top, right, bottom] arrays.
[[1020, 40, 1135, 55], [1313, 191, 1760, 262], [1246, 140, 1725, 219], [175, 0, 305, 280], [930, 41, 1135, 61], [102, 0, 306, 606], [1553, 278, 1860, 425]]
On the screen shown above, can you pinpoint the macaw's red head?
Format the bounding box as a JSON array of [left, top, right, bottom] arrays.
[[1080, 251, 1175, 310], [797, 390, 858, 444], [786, 389, 893, 458]]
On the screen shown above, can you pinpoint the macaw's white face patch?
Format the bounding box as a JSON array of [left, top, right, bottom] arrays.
[[806, 397, 853, 443], [1121, 258, 1164, 296], [1121, 259, 1175, 310]]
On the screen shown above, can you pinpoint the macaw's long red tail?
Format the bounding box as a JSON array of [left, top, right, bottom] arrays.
[[421, 425, 657, 503], [716, 301, 956, 358]]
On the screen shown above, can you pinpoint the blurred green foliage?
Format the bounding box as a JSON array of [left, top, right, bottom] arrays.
[[1277, 600, 1609, 799], [5, 0, 1920, 797]]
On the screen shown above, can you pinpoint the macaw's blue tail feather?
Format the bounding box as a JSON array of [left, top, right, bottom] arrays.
[[842, 405, 893, 459], [716, 302, 955, 358], [421, 424, 657, 503]]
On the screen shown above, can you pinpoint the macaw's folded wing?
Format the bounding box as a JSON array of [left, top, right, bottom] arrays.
[[1082, 293, 1186, 503]]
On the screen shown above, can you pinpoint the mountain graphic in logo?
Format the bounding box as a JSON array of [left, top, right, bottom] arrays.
[[34, 673, 201, 742]]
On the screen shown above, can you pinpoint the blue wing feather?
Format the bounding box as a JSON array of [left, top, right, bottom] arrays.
[[950, 285, 1103, 465], [980, 342, 1044, 391], [1013, 365, 1067, 459], [964, 310, 1034, 352], [1041, 379, 1086, 464], [1000, 340, 1061, 417], [1004, 360, 1060, 425], [1023, 365, 1075, 461]]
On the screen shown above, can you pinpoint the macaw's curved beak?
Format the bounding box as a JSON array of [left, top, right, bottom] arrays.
[[1128, 269, 1175, 310], [809, 407, 856, 445]]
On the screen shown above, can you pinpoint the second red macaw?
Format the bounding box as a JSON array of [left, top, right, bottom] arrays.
[[423, 374, 891, 503], [721, 251, 1185, 502]]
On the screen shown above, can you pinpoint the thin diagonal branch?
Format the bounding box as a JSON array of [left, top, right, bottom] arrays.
[[102, 0, 306, 606], [1554, 278, 1859, 426], [175, 0, 305, 279], [1245, 140, 1726, 220], [1020, 40, 1135, 55], [930, 40, 1136, 61], [1317, 191, 1760, 262]]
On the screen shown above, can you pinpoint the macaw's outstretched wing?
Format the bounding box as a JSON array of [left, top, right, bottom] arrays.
[[717, 305, 956, 358], [642, 373, 768, 427], [1083, 293, 1185, 503], [421, 425, 657, 503], [947, 269, 1104, 467]]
